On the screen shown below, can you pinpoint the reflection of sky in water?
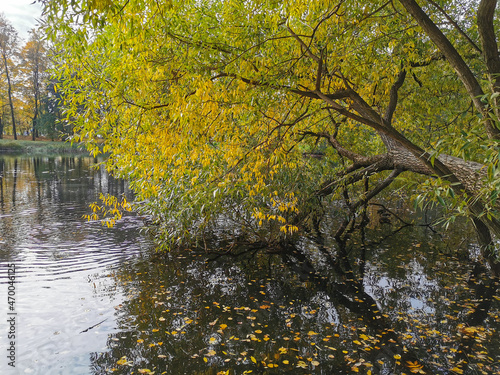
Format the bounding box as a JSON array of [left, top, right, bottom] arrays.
[[364, 257, 439, 315], [0, 156, 147, 374]]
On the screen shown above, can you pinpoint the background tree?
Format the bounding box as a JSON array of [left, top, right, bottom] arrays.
[[38, 78, 71, 139], [44, 0, 500, 275], [19, 29, 49, 140], [0, 13, 19, 140]]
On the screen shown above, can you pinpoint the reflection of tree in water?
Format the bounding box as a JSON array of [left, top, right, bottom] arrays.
[[90, 214, 499, 375], [0, 155, 132, 255], [0, 158, 4, 211]]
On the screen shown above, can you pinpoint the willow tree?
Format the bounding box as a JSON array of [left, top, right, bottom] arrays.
[[44, 0, 500, 271]]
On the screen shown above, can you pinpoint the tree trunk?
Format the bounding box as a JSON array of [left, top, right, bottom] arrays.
[[2, 53, 16, 140]]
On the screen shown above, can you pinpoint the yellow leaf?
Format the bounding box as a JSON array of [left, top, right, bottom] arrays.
[[116, 356, 129, 366], [251, 356, 257, 363], [297, 361, 307, 368]]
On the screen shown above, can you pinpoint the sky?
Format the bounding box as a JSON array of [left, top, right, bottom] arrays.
[[0, 0, 43, 40]]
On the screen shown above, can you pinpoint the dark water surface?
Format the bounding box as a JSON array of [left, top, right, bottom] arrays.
[[1, 155, 499, 375]]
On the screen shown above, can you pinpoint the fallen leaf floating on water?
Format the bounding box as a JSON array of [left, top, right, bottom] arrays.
[[278, 347, 287, 354], [116, 356, 133, 366], [406, 361, 425, 374], [296, 361, 307, 368], [138, 369, 155, 374]]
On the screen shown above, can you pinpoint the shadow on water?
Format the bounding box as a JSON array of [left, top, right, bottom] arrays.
[[89, 208, 500, 374]]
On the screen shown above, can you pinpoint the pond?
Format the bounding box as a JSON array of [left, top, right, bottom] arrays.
[[0, 154, 499, 375]]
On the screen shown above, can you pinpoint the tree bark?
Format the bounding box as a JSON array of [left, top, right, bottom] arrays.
[[478, 0, 500, 89]]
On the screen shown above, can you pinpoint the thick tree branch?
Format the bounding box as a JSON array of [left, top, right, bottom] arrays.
[[477, 0, 500, 87], [300, 130, 374, 164], [384, 69, 406, 125], [213, 72, 351, 101], [399, 0, 500, 139], [477, 0, 500, 125], [317, 89, 456, 178]]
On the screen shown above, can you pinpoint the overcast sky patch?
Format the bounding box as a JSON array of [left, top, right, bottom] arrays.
[[0, 0, 43, 40]]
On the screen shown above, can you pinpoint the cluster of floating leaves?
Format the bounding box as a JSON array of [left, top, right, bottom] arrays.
[[94, 231, 500, 375]]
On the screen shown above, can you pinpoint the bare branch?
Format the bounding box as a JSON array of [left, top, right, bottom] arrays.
[[316, 156, 393, 197], [351, 169, 403, 211]]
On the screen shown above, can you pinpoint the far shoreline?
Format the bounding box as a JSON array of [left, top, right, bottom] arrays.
[[0, 136, 88, 155]]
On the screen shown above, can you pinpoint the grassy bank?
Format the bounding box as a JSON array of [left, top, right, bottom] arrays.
[[0, 137, 87, 155]]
